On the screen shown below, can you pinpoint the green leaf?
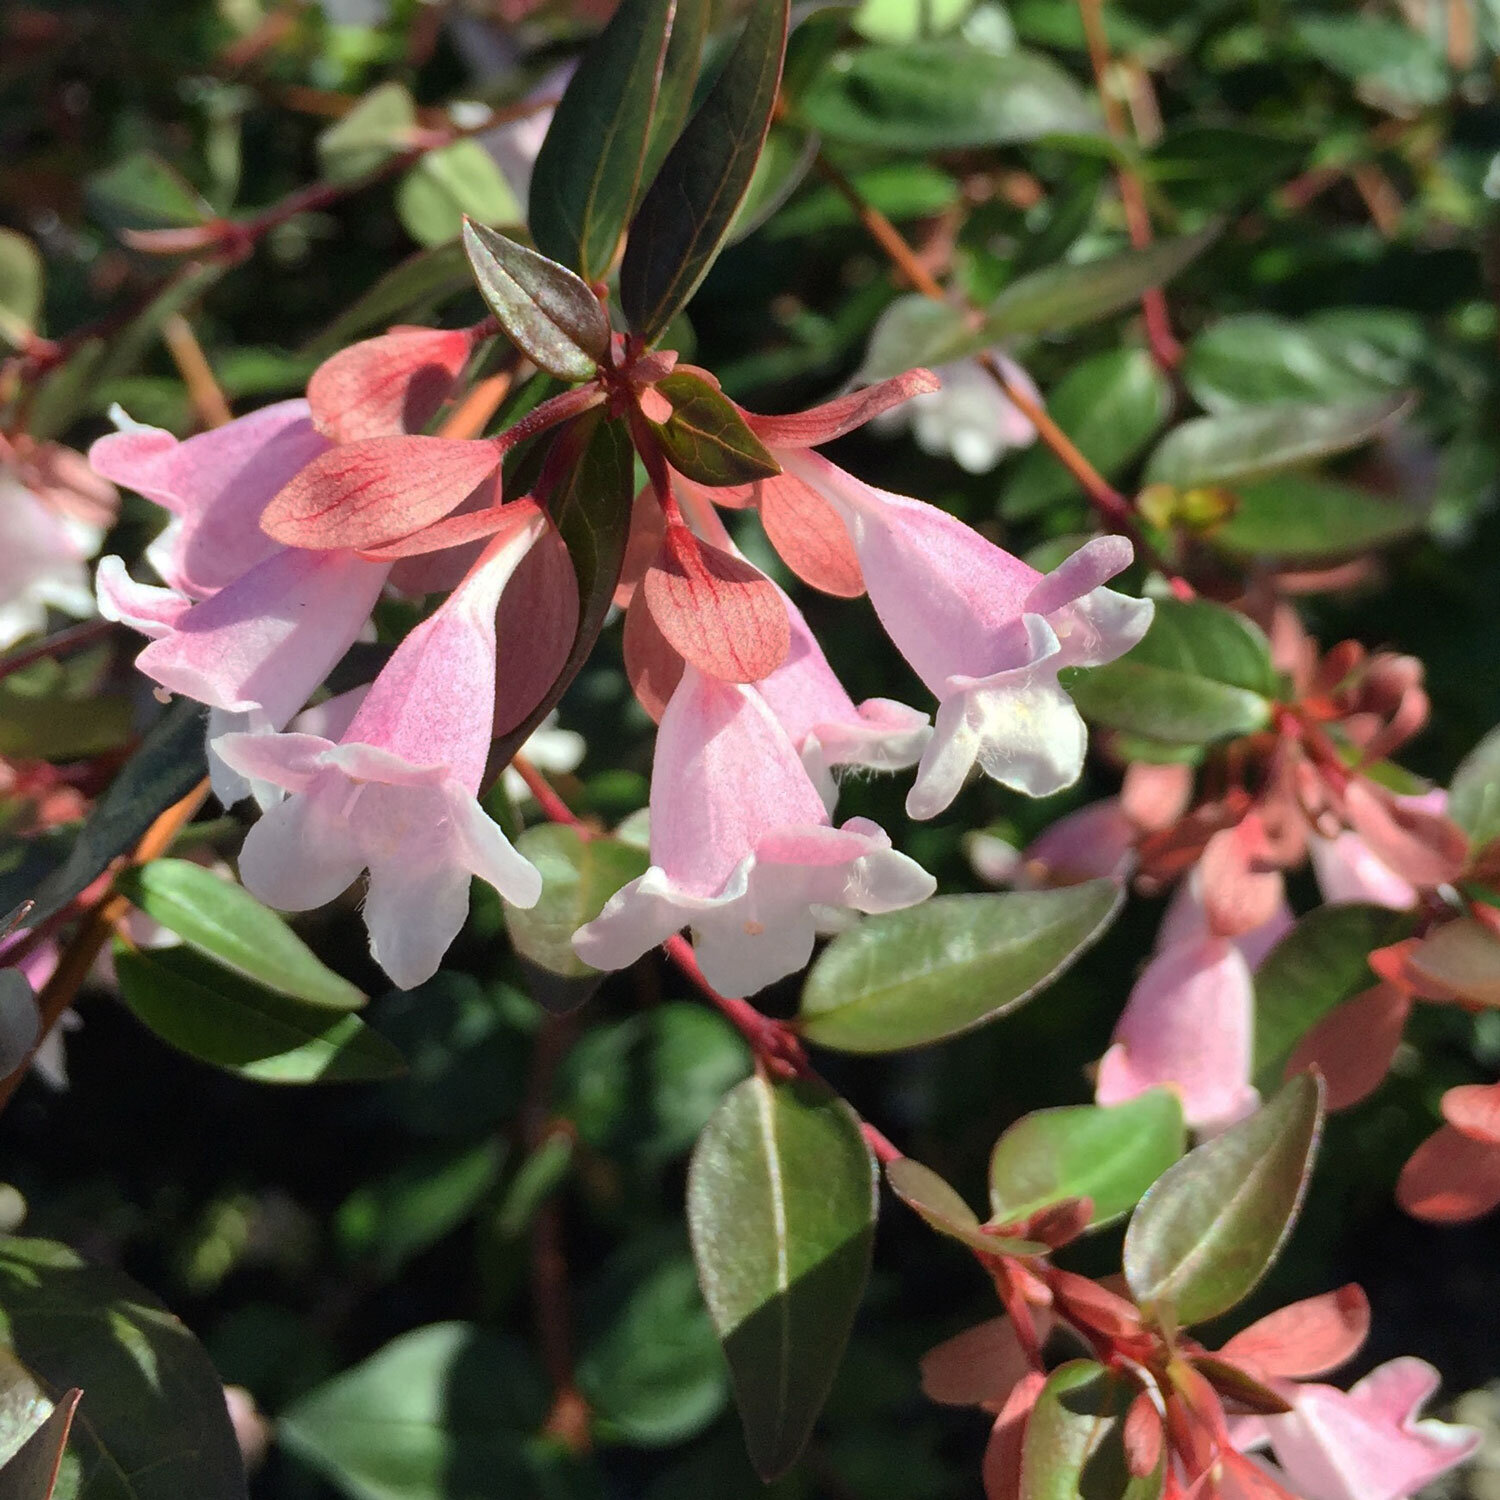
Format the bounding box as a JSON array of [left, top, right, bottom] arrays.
[[1020, 1361, 1164, 1500], [396, 141, 522, 248], [1143, 395, 1412, 488], [1182, 314, 1409, 412], [336, 1142, 505, 1276], [885, 1159, 1043, 1256], [116, 859, 364, 1010], [1208, 473, 1423, 561], [279, 1323, 582, 1500], [1003, 349, 1172, 520], [577, 1235, 727, 1448], [1252, 904, 1414, 1093], [0, 1237, 248, 1500], [0, 690, 133, 762], [85, 151, 213, 234], [988, 1092, 1186, 1232], [529, 0, 679, 280], [799, 41, 1097, 151], [317, 82, 418, 183], [688, 1075, 875, 1480], [502, 825, 648, 978], [0, 1349, 51, 1471], [856, 295, 972, 385], [491, 414, 636, 765], [978, 229, 1216, 343], [1295, 15, 1448, 110], [557, 1003, 751, 1167], [854, 0, 976, 43], [0, 231, 42, 350], [648, 371, 780, 485], [638, 0, 713, 210], [1123, 1075, 1324, 1328], [1064, 598, 1277, 748], [1449, 724, 1500, 851], [800, 883, 1122, 1054], [621, 0, 791, 341], [112, 945, 405, 1085], [462, 221, 607, 382], [765, 159, 958, 240], [26, 699, 206, 931]]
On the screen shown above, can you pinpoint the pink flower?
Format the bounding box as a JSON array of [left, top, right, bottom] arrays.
[[572, 665, 935, 996], [1240, 1360, 1479, 1500], [0, 470, 106, 648], [872, 353, 1040, 474], [214, 505, 568, 988], [778, 452, 1152, 814]]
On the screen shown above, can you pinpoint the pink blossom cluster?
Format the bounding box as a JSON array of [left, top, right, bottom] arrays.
[[87, 332, 1152, 993]]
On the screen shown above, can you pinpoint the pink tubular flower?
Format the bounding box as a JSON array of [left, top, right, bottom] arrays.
[[778, 451, 1152, 814], [213, 504, 568, 989], [572, 665, 935, 997]]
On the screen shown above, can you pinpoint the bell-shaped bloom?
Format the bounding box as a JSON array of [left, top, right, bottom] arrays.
[[573, 666, 935, 996], [782, 451, 1152, 814], [872, 353, 1040, 474], [754, 592, 930, 804], [1240, 1359, 1479, 1500], [1096, 934, 1260, 1133], [90, 400, 329, 598], [214, 507, 561, 989]]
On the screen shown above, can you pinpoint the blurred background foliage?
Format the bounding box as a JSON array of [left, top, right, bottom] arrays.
[[5, 0, 1500, 1495]]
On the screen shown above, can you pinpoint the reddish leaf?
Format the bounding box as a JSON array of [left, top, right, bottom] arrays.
[[260, 435, 501, 551], [1124, 1390, 1164, 1477], [1397, 1124, 1500, 1222], [308, 326, 475, 443], [358, 495, 522, 560], [641, 525, 790, 683], [1120, 761, 1195, 833], [745, 369, 939, 447], [758, 471, 864, 598], [1190, 1354, 1295, 1415], [1442, 1080, 1500, 1144], [1047, 1269, 1143, 1341], [921, 1317, 1040, 1410], [1404, 918, 1500, 1007], [494, 517, 580, 737], [1285, 983, 1410, 1112], [1219, 1284, 1369, 1380], [982, 1371, 1045, 1500], [1199, 814, 1284, 939], [612, 485, 667, 609], [624, 583, 685, 722]]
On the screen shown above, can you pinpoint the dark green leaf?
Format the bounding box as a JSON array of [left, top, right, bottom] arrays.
[[317, 83, 418, 183], [621, 0, 791, 341], [461, 221, 608, 380], [1064, 598, 1277, 748], [85, 152, 213, 234], [0, 1386, 78, 1500], [799, 42, 1097, 151], [26, 699, 206, 930], [116, 859, 364, 1010], [1209, 473, 1423, 561], [577, 1235, 727, 1448], [1449, 725, 1500, 851], [800, 883, 1122, 1054], [0, 1348, 55, 1472], [0, 689, 133, 762], [113, 945, 405, 1085], [502, 825, 648, 978], [1003, 350, 1172, 519], [1252, 904, 1414, 1093], [336, 1142, 506, 1275], [557, 1003, 751, 1167], [279, 1323, 582, 1500], [1143, 395, 1412, 488], [648, 371, 780, 484], [988, 1092, 1186, 1232], [0, 1237, 248, 1500], [1123, 1075, 1324, 1328], [1020, 1361, 1164, 1500], [530, 0, 679, 280], [490, 413, 635, 766], [688, 1075, 875, 1479], [639, 0, 713, 195]]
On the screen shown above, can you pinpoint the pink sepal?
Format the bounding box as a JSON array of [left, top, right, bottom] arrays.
[[743, 369, 940, 447]]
